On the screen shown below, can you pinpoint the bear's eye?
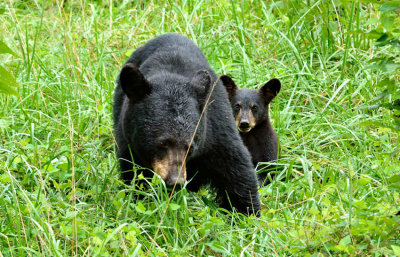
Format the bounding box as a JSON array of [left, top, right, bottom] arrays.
[[187, 146, 194, 155], [158, 140, 169, 148], [251, 105, 258, 112], [158, 138, 175, 148], [234, 104, 241, 111]]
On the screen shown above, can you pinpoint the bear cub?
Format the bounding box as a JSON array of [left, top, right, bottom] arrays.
[[113, 33, 260, 215], [221, 75, 281, 186]]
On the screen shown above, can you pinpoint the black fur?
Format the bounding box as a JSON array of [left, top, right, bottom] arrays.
[[113, 33, 260, 215], [222, 75, 281, 186]]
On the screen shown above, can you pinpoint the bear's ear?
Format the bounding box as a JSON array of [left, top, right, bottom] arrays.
[[119, 63, 151, 103], [191, 70, 211, 106], [220, 75, 238, 101], [259, 78, 281, 103]]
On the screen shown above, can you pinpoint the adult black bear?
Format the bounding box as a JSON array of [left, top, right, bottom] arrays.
[[221, 75, 281, 186], [113, 33, 260, 215]]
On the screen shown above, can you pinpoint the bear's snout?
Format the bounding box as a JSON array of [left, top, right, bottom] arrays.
[[152, 149, 187, 187], [165, 173, 185, 187], [239, 120, 250, 129]]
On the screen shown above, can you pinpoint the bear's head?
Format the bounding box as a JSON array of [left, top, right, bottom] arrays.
[[221, 75, 281, 133], [118, 63, 211, 187]]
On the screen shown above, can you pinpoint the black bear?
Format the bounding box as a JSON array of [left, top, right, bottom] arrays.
[[221, 75, 281, 186], [113, 33, 260, 215]]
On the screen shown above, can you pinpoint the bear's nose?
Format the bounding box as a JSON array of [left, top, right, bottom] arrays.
[[165, 174, 185, 187], [240, 121, 250, 128]]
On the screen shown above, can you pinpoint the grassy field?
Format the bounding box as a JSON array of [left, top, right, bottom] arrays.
[[0, 0, 399, 256]]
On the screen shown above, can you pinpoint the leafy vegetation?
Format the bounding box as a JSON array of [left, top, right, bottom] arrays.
[[361, 1, 400, 136], [0, 0, 399, 256], [0, 39, 20, 95]]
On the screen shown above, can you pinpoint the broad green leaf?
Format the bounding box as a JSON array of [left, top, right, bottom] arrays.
[[380, 4, 399, 12], [208, 241, 226, 252], [376, 33, 389, 43], [169, 203, 181, 211], [364, 30, 383, 40], [125, 231, 137, 244], [383, 63, 400, 73], [0, 65, 19, 96], [115, 190, 125, 200], [93, 236, 102, 245], [393, 245, 400, 256], [309, 204, 319, 215], [388, 174, 400, 183], [135, 201, 146, 213], [381, 15, 395, 31], [96, 103, 104, 112], [341, 0, 398, 4], [0, 119, 10, 130], [339, 235, 351, 245], [353, 200, 368, 210], [393, 28, 400, 38], [0, 173, 11, 183], [112, 200, 122, 208], [0, 40, 18, 56], [0, 83, 18, 96], [359, 176, 372, 185], [365, 18, 380, 26], [125, 49, 135, 57]]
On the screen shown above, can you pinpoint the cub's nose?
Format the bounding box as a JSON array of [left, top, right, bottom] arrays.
[[165, 174, 185, 187], [240, 121, 250, 129]]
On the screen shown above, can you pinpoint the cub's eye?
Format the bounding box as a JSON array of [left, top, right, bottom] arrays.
[[234, 104, 241, 111], [251, 105, 258, 112]]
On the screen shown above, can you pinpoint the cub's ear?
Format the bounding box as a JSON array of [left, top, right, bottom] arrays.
[[119, 63, 151, 103], [220, 75, 238, 101], [259, 78, 281, 103], [191, 70, 211, 106]]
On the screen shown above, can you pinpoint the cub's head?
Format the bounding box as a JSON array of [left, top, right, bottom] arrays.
[[119, 63, 211, 186], [221, 75, 281, 133]]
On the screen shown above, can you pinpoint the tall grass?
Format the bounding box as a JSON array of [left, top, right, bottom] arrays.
[[0, 0, 399, 256]]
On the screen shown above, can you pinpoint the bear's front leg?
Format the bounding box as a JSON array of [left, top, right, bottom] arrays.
[[201, 150, 261, 216]]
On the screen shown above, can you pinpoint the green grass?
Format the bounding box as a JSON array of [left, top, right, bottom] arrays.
[[0, 0, 399, 256]]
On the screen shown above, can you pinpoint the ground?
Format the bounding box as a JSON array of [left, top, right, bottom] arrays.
[[0, 1, 399, 256]]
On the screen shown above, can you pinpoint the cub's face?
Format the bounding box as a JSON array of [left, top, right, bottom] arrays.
[[232, 89, 266, 133], [221, 75, 281, 134]]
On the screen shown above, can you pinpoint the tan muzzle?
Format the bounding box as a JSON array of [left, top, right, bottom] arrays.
[[152, 149, 187, 186]]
